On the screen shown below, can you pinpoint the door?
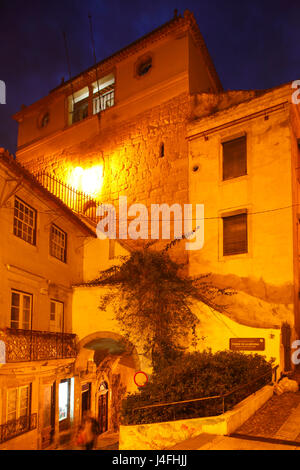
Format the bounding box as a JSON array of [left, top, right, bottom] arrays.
[[98, 382, 108, 434], [81, 383, 91, 418], [42, 382, 55, 449]]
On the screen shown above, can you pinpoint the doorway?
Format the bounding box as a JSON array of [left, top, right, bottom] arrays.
[[81, 383, 91, 418], [42, 382, 55, 449], [98, 381, 108, 434]]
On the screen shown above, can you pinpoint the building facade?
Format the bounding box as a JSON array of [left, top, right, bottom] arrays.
[[0, 149, 96, 449], [2, 8, 300, 448]]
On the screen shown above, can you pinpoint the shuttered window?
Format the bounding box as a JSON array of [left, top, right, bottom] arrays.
[[222, 136, 247, 180], [223, 213, 248, 256]]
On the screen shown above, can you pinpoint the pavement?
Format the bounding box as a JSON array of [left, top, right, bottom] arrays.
[[169, 432, 300, 450]]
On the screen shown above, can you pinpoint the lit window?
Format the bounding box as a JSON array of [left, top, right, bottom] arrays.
[[13, 197, 36, 245], [59, 378, 74, 430], [7, 385, 30, 423], [223, 213, 248, 256], [92, 73, 115, 114], [50, 300, 64, 333], [50, 224, 67, 262], [222, 136, 247, 180], [68, 87, 89, 125], [11, 290, 32, 330]]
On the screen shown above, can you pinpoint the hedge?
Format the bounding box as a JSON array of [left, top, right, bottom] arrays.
[[121, 350, 273, 425]]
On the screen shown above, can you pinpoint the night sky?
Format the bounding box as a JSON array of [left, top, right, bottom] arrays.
[[0, 0, 299, 154]]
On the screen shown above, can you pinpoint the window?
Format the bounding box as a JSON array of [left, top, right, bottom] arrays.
[[137, 57, 152, 76], [68, 87, 89, 125], [11, 290, 32, 330], [41, 112, 49, 128], [109, 239, 115, 260], [92, 73, 115, 114], [13, 197, 36, 245], [59, 378, 74, 430], [222, 135, 247, 180], [7, 385, 30, 422], [159, 142, 165, 158], [50, 224, 67, 262], [223, 212, 248, 256], [50, 300, 64, 332]]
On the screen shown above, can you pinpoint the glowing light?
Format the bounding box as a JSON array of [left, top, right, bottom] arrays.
[[70, 165, 103, 196]]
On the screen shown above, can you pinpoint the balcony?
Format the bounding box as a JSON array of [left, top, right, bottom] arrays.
[[0, 328, 77, 362], [35, 172, 100, 223], [93, 88, 114, 114], [0, 414, 37, 444]]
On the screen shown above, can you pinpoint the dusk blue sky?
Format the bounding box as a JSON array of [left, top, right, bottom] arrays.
[[0, 0, 299, 153]]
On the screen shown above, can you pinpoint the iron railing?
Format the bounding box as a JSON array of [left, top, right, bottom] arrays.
[[0, 413, 37, 444], [0, 328, 77, 362], [127, 366, 278, 424], [93, 89, 114, 114], [35, 172, 100, 223]]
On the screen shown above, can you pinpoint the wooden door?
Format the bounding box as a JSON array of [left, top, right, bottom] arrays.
[[98, 393, 108, 434]]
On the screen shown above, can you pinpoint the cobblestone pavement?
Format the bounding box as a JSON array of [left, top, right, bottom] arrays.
[[236, 391, 300, 439]]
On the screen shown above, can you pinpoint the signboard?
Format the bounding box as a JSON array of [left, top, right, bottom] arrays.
[[229, 338, 265, 351]]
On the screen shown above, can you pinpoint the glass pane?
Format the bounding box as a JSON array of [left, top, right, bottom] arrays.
[[7, 389, 17, 420], [23, 295, 31, 309], [20, 387, 29, 416], [11, 292, 20, 307], [11, 307, 19, 321]]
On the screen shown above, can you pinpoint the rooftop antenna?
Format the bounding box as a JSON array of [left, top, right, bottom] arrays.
[[63, 31, 75, 123], [88, 13, 101, 120]]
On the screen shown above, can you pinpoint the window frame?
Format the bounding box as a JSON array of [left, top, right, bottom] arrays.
[[10, 289, 33, 330], [50, 299, 64, 333], [49, 223, 67, 263], [222, 134, 247, 181], [13, 196, 37, 246], [222, 211, 248, 257], [6, 384, 31, 423]]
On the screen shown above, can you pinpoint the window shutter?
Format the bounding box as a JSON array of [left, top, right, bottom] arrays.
[[222, 136, 247, 180], [223, 213, 248, 255]]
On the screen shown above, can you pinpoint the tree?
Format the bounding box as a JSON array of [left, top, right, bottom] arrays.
[[95, 243, 233, 371]]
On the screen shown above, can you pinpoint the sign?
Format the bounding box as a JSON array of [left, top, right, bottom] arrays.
[[230, 338, 265, 351]]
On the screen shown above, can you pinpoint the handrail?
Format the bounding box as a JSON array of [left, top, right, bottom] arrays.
[[133, 365, 278, 412]]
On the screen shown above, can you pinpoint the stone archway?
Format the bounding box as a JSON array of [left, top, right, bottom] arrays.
[[77, 331, 140, 432]]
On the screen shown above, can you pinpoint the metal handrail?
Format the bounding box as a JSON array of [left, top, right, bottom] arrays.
[[35, 171, 101, 223], [133, 365, 278, 412]]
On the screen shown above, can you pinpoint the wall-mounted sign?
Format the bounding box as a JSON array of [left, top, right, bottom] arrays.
[[230, 338, 265, 351]]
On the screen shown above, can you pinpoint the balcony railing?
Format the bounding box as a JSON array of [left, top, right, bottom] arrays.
[[0, 328, 77, 362], [0, 413, 37, 444], [93, 89, 114, 114], [35, 172, 100, 223]]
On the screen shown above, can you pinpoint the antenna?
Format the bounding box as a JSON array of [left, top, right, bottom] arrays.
[[88, 13, 101, 119], [63, 31, 75, 121]]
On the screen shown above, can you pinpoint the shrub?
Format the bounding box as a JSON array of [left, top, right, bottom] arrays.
[[121, 350, 273, 425]]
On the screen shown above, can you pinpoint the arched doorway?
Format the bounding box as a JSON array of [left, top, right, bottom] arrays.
[[77, 331, 140, 432]]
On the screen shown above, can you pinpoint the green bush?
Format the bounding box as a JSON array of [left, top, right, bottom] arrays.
[[121, 350, 273, 425]]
